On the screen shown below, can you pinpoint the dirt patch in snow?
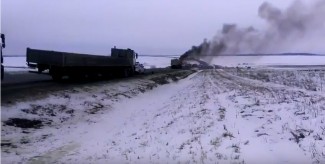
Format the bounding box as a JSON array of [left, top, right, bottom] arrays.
[[3, 118, 50, 129], [149, 70, 195, 84], [1, 69, 198, 162], [21, 104, 74, 117], [2, 70, 195, 128], [2, 69, 325, 163]]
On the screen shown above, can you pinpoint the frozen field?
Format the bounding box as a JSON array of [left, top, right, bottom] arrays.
[[1, 67, 325, 163]]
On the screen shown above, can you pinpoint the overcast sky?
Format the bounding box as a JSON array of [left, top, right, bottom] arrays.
[[1, 0, 305, 56]]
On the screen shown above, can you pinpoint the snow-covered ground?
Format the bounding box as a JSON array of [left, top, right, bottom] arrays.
[[225, 67, 325, 92], [2, 67, 325, 163], [211, 56, 325, 67]]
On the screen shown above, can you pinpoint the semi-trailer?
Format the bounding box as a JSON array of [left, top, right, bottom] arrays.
[[27, 47, 138, 80]]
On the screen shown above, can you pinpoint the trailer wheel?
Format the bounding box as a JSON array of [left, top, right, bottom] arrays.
[[129, 68, 135, 77], [37, 64, 47, 73], [123, 69, 129, 78], [51, 74, 62, 81], [69, 73, 85, 81], [1, 65, 4, 80], [49, 67, 63, 81]]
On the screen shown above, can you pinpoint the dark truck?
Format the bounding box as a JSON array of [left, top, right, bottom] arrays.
[[171, 59, 182, 69], [1, 33, 5, 80], [27, 47, 138, 80]]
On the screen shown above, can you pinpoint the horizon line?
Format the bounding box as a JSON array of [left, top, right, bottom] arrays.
[[3, 53, 325, 57]]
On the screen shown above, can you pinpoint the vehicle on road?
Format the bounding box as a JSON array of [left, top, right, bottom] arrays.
[[171, 58, 182, 69], [27, 47, 138, 80], [1, 33, 5, 80], [135, 62, 145, 74]]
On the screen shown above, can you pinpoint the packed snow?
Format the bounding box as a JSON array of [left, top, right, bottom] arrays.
[[2, 68, 325, 163], [211, 56, 325, 67]]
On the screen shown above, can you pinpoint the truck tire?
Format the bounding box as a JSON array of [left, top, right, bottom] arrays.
[[1, 65, 4, 80], [69, 74, 82, 81], [129, 68, 134, 77], [51, 74, 62, 81], [37, 64, 48, 73], [123, 69, 129, 78], [50, 67, 63, 81]]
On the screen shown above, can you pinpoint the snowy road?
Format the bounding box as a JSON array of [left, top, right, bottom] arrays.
[[2, 69, 325, 163]]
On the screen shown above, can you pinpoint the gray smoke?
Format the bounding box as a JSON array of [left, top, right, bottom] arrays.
[[205, 0, 325, 57]]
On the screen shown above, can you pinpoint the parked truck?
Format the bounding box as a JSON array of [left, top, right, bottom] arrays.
[[171, 58, 182, 69], [1, 33, 5, 80], [27, 47, 138, 80]]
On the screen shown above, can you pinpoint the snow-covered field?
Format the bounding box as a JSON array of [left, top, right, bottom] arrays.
[[2, 68, 325, 163], [225, 67, 325, 92], [211, 56, 325, 67]]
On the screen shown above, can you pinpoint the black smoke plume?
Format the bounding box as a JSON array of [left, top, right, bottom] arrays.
[[181, 0, 325, 63]]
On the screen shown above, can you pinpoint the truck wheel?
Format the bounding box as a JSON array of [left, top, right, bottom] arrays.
[[69, 73, 84, 81], [49, 67, 63, 81], [1, 65, 4, 80], [51, 74, 62, 81], [129, 68, 134, 77], [37, 65, 46, 73], [123, 69, 129, 78]]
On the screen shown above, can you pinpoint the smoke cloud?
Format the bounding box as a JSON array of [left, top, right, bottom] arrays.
[[183, 0, 325, 63]]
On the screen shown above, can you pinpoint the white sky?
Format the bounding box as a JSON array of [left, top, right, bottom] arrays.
[[1, 0, 308, 56]]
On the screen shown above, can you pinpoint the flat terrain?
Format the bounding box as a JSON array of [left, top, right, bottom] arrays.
[[1, 68, 325, 163], [1, 68, 174, 104]]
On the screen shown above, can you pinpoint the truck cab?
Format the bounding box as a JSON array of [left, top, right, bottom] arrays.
[[111, 47, 138, 66]]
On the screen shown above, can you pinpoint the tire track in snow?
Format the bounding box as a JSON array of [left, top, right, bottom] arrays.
[[58, 69, 325, 163], [209, 69, 325, 163], [4, 69, 324, 163]]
